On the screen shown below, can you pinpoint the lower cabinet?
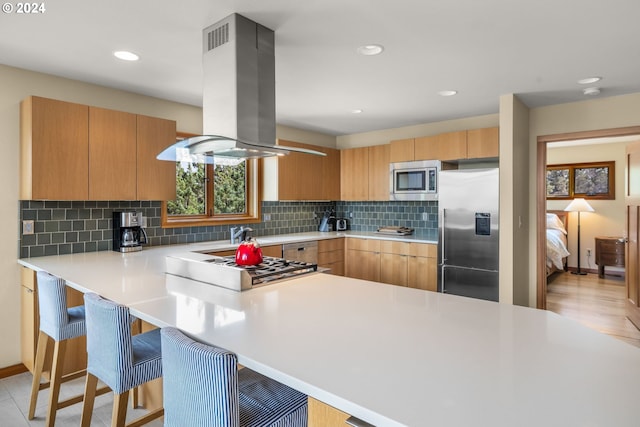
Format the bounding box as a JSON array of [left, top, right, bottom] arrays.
[[345, 238, 437, 291], [20, 267, 87, 376], [308, 397, 350, 427], [345, 238, 381, 282], [318, 238, 344, 276]]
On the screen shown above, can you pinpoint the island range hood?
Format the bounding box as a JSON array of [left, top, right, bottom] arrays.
[[157, 13, 325, 163]]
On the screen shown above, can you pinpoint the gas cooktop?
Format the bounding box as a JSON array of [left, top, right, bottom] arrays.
[[165, 253, 318, 291]]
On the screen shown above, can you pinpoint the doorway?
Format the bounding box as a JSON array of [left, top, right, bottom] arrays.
[[536, 126, 640, 310]]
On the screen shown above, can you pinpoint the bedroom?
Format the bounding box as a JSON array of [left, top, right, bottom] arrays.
[[545, 135, 640, 346]]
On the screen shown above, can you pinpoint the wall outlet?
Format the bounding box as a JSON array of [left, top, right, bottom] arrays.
[[422, 212, 429, 221], [586, 248, 592, 257], [22, 220, 34, 235], [348, 211, 353, 218], [263, 213, 271, 221]]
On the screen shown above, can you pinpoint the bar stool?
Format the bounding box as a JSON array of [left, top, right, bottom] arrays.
[[160, 327, 308, 427], [28, 271, 108, 427], [81, 292, 164, 427]]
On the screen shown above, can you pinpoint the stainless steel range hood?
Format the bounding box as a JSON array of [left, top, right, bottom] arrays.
[[157, 13, 325, 163]]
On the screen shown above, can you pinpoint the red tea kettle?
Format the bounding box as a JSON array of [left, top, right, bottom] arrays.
[[235, 229, 263, 266]]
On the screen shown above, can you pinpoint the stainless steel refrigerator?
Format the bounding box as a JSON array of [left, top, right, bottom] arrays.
[[438, 168, 499, 302]]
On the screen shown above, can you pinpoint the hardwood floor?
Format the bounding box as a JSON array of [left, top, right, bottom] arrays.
[[546, 271, 640, 348]]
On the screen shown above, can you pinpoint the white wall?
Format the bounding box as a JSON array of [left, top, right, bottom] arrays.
[[528, 92, 640, 304], [546, 141, 630, 273], [499, 95, 530, 305]]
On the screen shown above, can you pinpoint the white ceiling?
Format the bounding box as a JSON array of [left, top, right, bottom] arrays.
[[2, 0, 639, 136]]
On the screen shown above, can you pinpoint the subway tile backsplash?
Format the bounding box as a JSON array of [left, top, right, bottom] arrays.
[[19, 200, 438, 258]]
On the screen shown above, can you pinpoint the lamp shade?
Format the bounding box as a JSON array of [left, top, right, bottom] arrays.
[[564, 198, 595, 213]]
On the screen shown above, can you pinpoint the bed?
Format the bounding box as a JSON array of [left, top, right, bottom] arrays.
[[546, 211, 570, 276]]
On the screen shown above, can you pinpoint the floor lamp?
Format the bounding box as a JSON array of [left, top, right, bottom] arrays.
[[564, 198, 595, 275]]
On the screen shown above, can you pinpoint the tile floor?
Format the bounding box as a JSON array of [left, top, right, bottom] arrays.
[[0, 372, 163, 426]]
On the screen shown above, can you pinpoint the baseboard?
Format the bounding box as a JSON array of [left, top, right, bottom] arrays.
[[566, 267, 625, 278], [0, 363, 28, 379]]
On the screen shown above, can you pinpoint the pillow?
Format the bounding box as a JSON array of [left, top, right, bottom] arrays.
[[546, 213, 567, 234]]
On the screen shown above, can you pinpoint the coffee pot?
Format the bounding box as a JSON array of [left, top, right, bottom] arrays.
[[113, 211, 148, 252]]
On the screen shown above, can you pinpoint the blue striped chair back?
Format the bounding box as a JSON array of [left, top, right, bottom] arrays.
[[84, 292, 162, 394], [36, 270, 85, 341], [161, 327, 308, 427]]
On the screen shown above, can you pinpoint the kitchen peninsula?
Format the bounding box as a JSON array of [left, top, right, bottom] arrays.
[[18, 237, 640, 427]]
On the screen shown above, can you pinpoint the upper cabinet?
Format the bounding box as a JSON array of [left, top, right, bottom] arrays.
[[263, 140, 340, 201], [389, 138, 415, 163], [136, 114, 177, 201], [415, 131, 467, 161], [466, 127, 499, 159], [20, 96, 177, 201], [389, 127, 499, 162], [88, 107, 137, 200], [340, 144, 389, 201], [21, 96, 90, 200]]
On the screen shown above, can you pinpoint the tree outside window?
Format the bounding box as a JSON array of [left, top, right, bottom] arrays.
[[546, 161, 615, 200]]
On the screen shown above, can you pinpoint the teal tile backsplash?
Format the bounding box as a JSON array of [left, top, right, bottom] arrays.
[[19, 200, 438, 258]]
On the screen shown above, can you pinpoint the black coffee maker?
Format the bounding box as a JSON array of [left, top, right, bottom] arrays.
[[113, 211, 148, 252]]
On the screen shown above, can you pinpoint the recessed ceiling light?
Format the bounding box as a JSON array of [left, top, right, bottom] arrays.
[[113, 50, 140, 61], [356, 44, 384, 56], [438, 90, 458, 97], [583, 87, 601, 96], [351, 109, 363, 114], [577, 77, 601, 85]]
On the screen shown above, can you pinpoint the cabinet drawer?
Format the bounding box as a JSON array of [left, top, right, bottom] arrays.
[[380, 240, 410, 255], [318, 238, 344, 253], [599, 241, 624, 254], [346, 238, 380, 252], [598, 253, 625, 266], [408, 243, 437, 258], [319, 249, 344, 265]]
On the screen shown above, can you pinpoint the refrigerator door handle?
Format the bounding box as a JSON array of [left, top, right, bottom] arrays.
[[440, 208, 446, 294]]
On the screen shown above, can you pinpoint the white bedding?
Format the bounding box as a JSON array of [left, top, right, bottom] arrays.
[[547, 228, 570, 270]]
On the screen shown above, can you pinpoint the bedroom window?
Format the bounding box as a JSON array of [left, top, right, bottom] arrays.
[[546, 161, 615, 200]]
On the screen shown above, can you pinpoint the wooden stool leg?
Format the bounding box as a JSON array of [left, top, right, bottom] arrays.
[[45, 339, 67, 427], [112, 390, 130, 427], [80, 373, 99, 427], [28, 331, 49, 419]]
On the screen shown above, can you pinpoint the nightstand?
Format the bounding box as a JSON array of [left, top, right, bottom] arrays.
[[595, 236, 625, 278]]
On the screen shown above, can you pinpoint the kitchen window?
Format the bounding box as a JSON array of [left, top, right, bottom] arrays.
[[161, 132, 261, 227]]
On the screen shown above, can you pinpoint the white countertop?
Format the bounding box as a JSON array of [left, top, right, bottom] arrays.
[[18, 237, 640, 427]]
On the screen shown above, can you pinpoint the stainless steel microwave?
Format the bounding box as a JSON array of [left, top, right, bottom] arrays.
[[389, 160, 440, 201]]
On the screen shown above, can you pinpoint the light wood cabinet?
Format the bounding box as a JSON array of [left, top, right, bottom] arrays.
[[340, 147, 369, 200], [21, 96, 89, 200], [340, 145, 390, 201], [89, 107, 137, 200], [308, 397, 350, 427], [345, 238, 381, 282], [346, 239, 437, 291], [268, 140, 340, 201], [136, 114, 178, 201], [318, 238, 344, 276], [467, 127, 499, 159], [407, 243, 438, 291], [390, 138, 415, 163], [20, 96, 177, 201], [415, 131, 467, 161], [368, 144, 390, 201], [413, 128, 498, 161], [21, 267, 87, 376]]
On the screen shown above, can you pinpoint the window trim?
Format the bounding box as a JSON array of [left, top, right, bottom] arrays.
[[161, 132, 262, 228], [546, 160, 615, 200]]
